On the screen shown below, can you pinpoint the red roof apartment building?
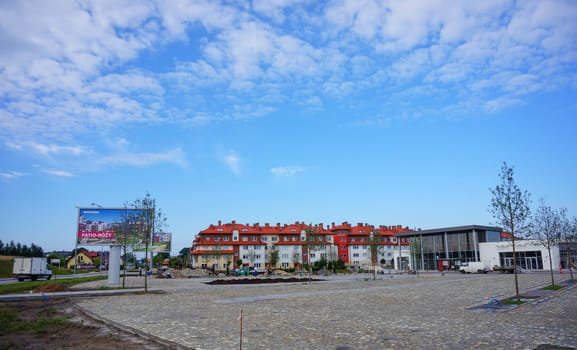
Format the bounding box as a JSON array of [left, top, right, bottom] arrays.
[[191, 221, 411, 272]]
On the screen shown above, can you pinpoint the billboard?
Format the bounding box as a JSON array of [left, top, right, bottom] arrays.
[[77, 208, 150, 246]]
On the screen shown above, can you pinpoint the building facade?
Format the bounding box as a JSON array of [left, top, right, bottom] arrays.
[[480, 240, 577, 271], [396, 225, 504, 271], [191, 221, 411, 271]]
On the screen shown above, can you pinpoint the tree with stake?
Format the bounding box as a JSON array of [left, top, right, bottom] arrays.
[[489, 162, 531, 301], [368, 227, 384, 280], [302, 224, 324, 284], [530, 199, 563, 287], [561, 214, 577, 280], [128, 193, 167, 293], [268, 246, 279, 270]]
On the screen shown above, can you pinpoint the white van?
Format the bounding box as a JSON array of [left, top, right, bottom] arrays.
[[459, 261, 490, 274]]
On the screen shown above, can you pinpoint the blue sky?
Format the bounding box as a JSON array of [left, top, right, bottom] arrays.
[[1, 1, 576, 255]]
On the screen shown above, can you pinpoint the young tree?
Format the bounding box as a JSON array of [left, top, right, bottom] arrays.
[[409, 236, 423, 274], [489, 162, 531, 301], [302, 225, 324, 283], [530, 200, 562, 287], [561, 213, 577, 280], [268, 246, 279, 270], [127, 193, 167, 293], [368, 228, 384, 280]]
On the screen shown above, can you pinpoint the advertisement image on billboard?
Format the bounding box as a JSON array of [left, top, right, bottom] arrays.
[[133, 232, 172, 253], [77, 208, 150, 246]]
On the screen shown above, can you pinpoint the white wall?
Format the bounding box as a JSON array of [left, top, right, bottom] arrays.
[[479, 240, 561, 271]]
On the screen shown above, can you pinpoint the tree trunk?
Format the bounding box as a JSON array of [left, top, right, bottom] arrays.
[[511, 227, 520, 301], [547, 246, 555, 287]]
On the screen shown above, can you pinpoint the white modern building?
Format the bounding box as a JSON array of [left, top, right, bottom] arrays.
[[480, 240, 562, 271]]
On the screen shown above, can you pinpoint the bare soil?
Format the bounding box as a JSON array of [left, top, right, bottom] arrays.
[[0, 298, 175, 350], [205, 277, 323, 285]]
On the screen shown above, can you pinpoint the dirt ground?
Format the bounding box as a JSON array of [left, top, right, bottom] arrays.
[[0, 277, 316, 349], [0, 298, 175, 350]]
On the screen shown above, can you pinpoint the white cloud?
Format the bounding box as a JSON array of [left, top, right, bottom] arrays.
[[1, 0, 576, 178], [42, 169, 74, 177], [0, 171, 28, 180], [6, 141, 91, 156], [100, 147, 187, 168], [224, 151, 241, 175], [270, 166, 305, 177]]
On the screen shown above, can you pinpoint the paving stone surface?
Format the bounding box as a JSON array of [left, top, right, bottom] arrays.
[[75, 272, 577, 350]]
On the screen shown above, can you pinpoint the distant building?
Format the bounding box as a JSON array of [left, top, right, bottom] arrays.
[[480, 240, 577, 271], [396, 225, 503, 271], [190, 221, 412, 271]]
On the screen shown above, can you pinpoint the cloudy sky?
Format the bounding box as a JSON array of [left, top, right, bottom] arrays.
[[1, 0, 576, 254]]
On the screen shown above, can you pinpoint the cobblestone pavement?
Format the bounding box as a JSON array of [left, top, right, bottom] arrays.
[[75, 272, 577, 350]]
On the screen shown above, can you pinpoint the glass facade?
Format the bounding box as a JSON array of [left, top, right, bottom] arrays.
[[403, 226, 503, 271], [499, 251, 543, 270]]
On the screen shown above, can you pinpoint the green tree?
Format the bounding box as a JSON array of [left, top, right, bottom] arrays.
[[268, 246, 279, 269], [302, 225, 326, 283], [489, 162, 531, 301], [179, 247, 191, 268]]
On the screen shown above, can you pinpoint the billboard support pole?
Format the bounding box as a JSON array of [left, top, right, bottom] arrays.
[[108, 245, 121, 285]]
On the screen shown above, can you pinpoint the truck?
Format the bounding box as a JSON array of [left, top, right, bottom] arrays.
[[12, 257, 53, 282], [459, 261, 490, 274]]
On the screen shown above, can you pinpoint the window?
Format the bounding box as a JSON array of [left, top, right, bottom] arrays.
[[217, 228, 223, 232], [353, 253, 359, 257], [282, 254, 289, 259], [214, 236, 220, 241], [243, 245, 249, 250], [283, 237, 289, 241], [252, 236, 257, 241], [223, 236, 229, 241], [261, 237, 268, 241], [254, 263, 261, 268], [253, 245, 261, 250], [351, 238, 356, 242], [353, 245, 359, 249], [292, 236, 297, 241], [310, 253, 316, 258], [271, 237, 278, 241], [242, 237, 248, 241], [205, 236, 211, 241]]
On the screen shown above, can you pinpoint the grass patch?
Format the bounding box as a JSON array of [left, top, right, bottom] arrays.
[[0, 275, 106, 295], [502, 298, 527, 305], [0, 305, 68, 335], [543, 284, 564, 291]]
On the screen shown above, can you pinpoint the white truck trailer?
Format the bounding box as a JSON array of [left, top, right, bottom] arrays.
[[12, 257, 53, 281]]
